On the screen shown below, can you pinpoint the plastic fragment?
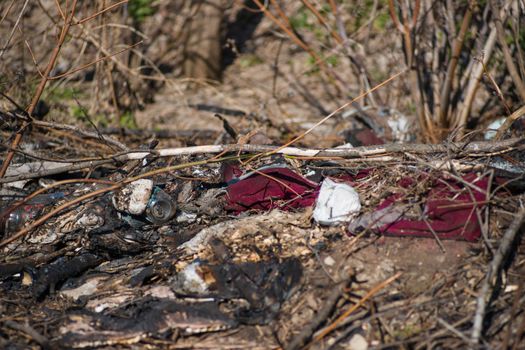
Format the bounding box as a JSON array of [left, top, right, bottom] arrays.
[[313, 178, 361, 226], [112, 179, 153, 215], [348, 173, 489, 241], [112, 180, 176, 225], [484, 117, 505, 140], [173, 261, 210, 294]]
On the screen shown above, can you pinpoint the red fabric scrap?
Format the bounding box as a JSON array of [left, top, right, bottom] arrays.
[[224, 162, 489, 241], [225, 167, 319, 213], [350, 173, 489, 241]]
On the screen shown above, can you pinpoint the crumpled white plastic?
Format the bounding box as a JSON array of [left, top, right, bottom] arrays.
[[313, 178, 361, 226], [112, 179, 153, 215]]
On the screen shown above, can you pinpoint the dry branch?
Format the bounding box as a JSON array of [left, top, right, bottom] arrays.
[[471, 203, 525, 344], [33, 120, 129, 151], [437, 6, 472, 131], [0, 0, 29, 60], [0, 0, 79, 178], [489, 0, 525, 101], [312, 272, 402, 343], [286, 280, 349, 350], [1, 137, 522, 184], [495, 104, 525, 140]]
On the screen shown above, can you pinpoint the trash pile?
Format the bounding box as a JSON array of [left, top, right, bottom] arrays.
[[1, 131, 525, 349]]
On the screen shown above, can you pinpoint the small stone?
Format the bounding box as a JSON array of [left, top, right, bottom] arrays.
[[323, 256, 336, 267], [348, 333, 368, 350]]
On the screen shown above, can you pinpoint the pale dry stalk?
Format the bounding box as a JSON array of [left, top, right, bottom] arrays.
[[0, 0, 79, 178]]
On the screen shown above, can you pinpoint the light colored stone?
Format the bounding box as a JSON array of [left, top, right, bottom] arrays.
[[348, 333, 368, 350], [323, 256, 336, 267]]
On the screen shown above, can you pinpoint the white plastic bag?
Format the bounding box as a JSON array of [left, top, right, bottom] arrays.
[[313, 178, 361, 226]]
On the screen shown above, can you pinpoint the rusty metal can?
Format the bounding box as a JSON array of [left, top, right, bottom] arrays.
[[145, 187, 176, 225]]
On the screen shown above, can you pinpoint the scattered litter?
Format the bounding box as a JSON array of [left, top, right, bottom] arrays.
[[2, 4, 525, 348], [176, 211, 198, 223], [58, 300, 237, 348], [484, 117, 505, 140], [385, 109, 411, 142], [488, 149, 525, 176], [145, 187, 177, 224], [348, 205, 405, 234], [313, 178, 361, 226], [348, 173, 489, 241], [224, 164, 318, 213], [0, 192, 65, 237], [344, 128, 384, 146], [113, 180, 176, 225], [1, 124, 523, 350], [173, 260, 210, 295], [323, 255, 336, 267], [112, 179, 153, 215]]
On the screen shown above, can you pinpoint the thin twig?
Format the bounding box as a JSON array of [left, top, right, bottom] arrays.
[[436, 317, 472, 344], [0, 183, 121, 249], [33, 119, 129, 151], [49, 41, 143, 80], [501, 276, 525, 349], [454, 28, 499, 137], [4, 320, 50, 349], [252, 0, 326, 74], [471, 203, 525, 344], [388, 0, 432, 141], [489, 0, 525, 101], [286, 281, 349, 350], [480, 59, 512, 116], [495, 104, 525, 140], [253, 0, 350, 95], [0, 0, 30, 60], [0, 178, 115, 227], [0, 0, 79, 178], [261, 70, 405, 159], [312, 272, 402, 344], [301, 0, 342, 44], [437, 6, 473, 132], [24, 40, 46, 79], [54, 0, 65, 20], [0, 0, 17, 26], [75, 0, 128, 24]]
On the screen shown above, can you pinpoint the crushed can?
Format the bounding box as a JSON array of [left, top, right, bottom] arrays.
[[145, 187, 177, 225], [113, 180, 176, 226]]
